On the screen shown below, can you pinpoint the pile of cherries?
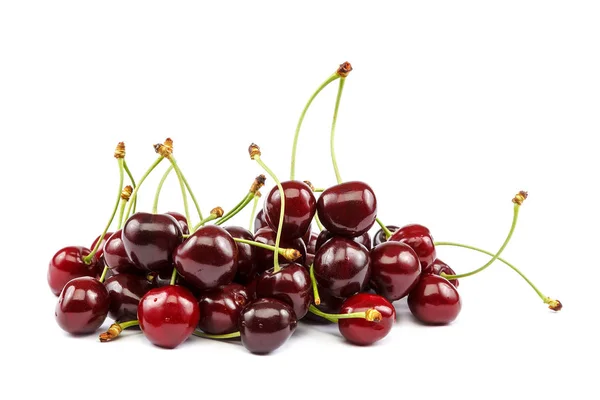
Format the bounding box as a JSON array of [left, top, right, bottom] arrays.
[[49, 62, 561, 354]]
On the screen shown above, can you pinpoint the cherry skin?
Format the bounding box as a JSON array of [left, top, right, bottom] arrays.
[[239, 298, 297, 355], [315, 230, 371, 253], [389, 224, 436, 269], [166, 211, 190, 235], [301, 224, 315, 251], [316, 181, 377, 237], [173, 225, 238, 291], [304, 230, 318, 254], [224, 226, 257, 284], [253, 227, 306, 274], [103, 230, 143, 275], [338, 293, 395, 346], [55, 277, 110, 334], [138, 285, 200, 349], [104, 273, 154, 322], [90, 232, 113, 261], [48, 246, 100, 296], [372, 225, 399, 247], [408, 274, 461, 325], [122, 212, 183, 273], [313, 237, 371, 299], [422, 259, 459, 287], [304, 253, 315, 269], [370, 241, 421, 301], [197, 283, 248, 335], [264, 180, 316, 240], [255, 263, 312, 319], [254, 209, 268, 233]]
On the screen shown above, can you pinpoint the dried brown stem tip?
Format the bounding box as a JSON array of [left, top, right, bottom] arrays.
[[154, 138, 174, 159], [114, 142, 126, 159], [512, 191, 528, 206], [249, 174, 267, 193], [121, 185, 133, 201], [99, 323, 123, 342], [303, 180, 315, 191], [547, 299, 563, 312], [255, 191, 262, 198], [211, 206, 224, 218], [248, 143, 261, 160], [337, 61, 353, 78], [282, 248, 302, 262], [365, 309, 382, 322]]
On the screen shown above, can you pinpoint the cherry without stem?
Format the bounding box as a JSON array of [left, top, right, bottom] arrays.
[[370, 241, 421, 301], [166, 211, 190, 235], [253, 209, 268, 233], [55, 277, 109, 334], [198, 284, 248, 335]]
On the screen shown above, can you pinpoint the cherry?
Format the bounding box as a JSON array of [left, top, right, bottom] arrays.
[[263, 180, 316, 240], [138, 285, 200, 349], [239, 298, 297, 354], [316, 181, 377, 237], [174, 225, 238, 291], [313, 237, 370, 299], [103, 230, 143, 275], [253, 227, 306, 274], [104, 273, 154, 322], [253, 209, 268, 233], [245, 278, 258, 301], [255, 263, 312, 319], [389, 224, 436, 269], [422, 259, 459, 287], [408, 274, 461, 325], [373, 225, 399, 247], [338, 293, 395, 346], [197, 283, 248, 335], [224, 226, 257, 284], [55, 277, 110, 334], [315, 230, 371, 253], [90, 232, 113, 261], [304, 230, 318, 254], [122, 212, 183, 272], [166, 211, 190, 235], [370, 241, 421, 301], [305, 253, 315, 269], [48, 246, 101, 296]]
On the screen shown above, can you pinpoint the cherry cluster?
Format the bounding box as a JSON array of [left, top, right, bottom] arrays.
[[48, 62, 561, 354]]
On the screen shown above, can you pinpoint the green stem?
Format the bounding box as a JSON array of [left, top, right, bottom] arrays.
[[290, 72, 340, 180], [117, 198, 127, 230], [314, 213, 324, 231], [313, 188, 324, 192], [193, 330, 241, 339], [375, 218, 392, 239], [153, 165, 174, 214], [124, 156, 164, 221], [192, 213, 219, 231], [123, 160, 137, 214], [330, 77, 346, 184], [308, 305, 379, 323], [310, 264, 321, 305], [99, 267, 109, 283], [232, 238, 299, 261], [249, 194, 260, 231], [169, 267, 178, 285], [179, 164, 203, 222], [216, 193, 254, 226], [167, 156, 192, 229], [119, 320, 139, 330]]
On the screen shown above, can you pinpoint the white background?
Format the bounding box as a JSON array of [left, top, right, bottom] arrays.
[[1, 1, 598, 399]]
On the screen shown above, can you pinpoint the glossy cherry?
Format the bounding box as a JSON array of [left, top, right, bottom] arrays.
[[255, 263, 312, 319], [174, 225, 238, 291], [253, 227, 306, 274], [224, 226, 257, 284], [166, 211, 190, 235], [122, 212, 183, 272], [408, 274, 461, 325], [338, 293, 395, 346], [422, 259, 459, 287], [197, 283, 248, 335], [138, 285, 200, 349], [90, 232, 113, 261], [48, 246, 101, 296], [370, 241, 421, 301], [316, 181, 377, 237], [264, 180, 316, 240], [313, 237, 370, 299], [254, 209, 268, 233], [55, 277, 110, 334], [103, 230, 143, 275], [372, 225, 399, 247], [389, 224, 436, 269], [239, 298, 297, 354], [315, 230, 371, 253], [105, 273, 154, 321]]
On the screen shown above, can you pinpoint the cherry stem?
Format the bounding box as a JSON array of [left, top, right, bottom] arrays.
[[167, 156, 192, 228], [249, 194, 260, 231], [216, 193, 254, 226], [314, 213, 324, 231], [176, 159, 204, 222], [308, 305, 381, 323], [124, 156, 164, 222], [330, 77, 347, 184], [117, 198, 127, 230], [309, 264, 321, 305], [435, 241, 562, 311], [191, 209, 223, 232], [375, 218, 392, 239], [152, 165, 174, 214], [169, 267, 178, 286], [84, 158, 124, 265], [232, 238, 301, 262], [193, 330, 241, 340], [99, 320, 140, 342], [123, 160, 137, 213], [290, 72, 340, 180]]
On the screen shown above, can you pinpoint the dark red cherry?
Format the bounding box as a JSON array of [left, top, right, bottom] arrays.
[[224, 226, 257, 284], [302, 289, 345, 324], [315, 230, 371, 253], [55, 277, 110, 334], [104, 230, 143, 275], [313, 237, 370, 299], [239, 298, 297, 354], [122, 212, 183, 272], [254, 209, 268, 233], [408, 274, 461, 325], [264, 180, 316, 240], [90, 232, 113, 260], [304, 253, 315, 269], [174, 225, 238, 291], [338, 293, 395, 346], [166, 211, 190, 235], [255, 263, 312, 319], [316, 181, 377, 237], [253, 227, 306, 274], [105, 273, 154, 322], [245, 278, 258, 301], [48, 246, 101, 296], [305, 230, 318, 254], [301, 224, 314, 249], [389, 224, 436, 269], [370, 241, 421, 301], [197, 283, 248, 335], [372, 225, 399, 247], [422, 259, 459, 287], [138, 285, 200, 349]]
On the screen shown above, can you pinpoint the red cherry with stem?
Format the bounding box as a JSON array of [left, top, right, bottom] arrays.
[[224, 226, 257, 284], [370, 241, 421, 301], [316, 181, 377, 237], [313, 237, 370, 299], [122, 212, 183, 272], [48, 246, 101, 296], [408, 274, 461, 325], [173, 225, 238, 291], [264, 180, 316, 241], [373, 225, 399, 247], [338, 293, 395, 346], [239, 298, 297, 354], [255, 263, 312, 319], [103, 230, 144, 275], [253, 209, 268, 233], [138, 285, 200, 349], [166, 211, 190, 235], [105, 273, 154, 322], [315, 230, 371, 253], [253, 227, 307, 274], [90, 232, 113, 261], [197, 284, 248, 335], [55, 277, 110, 334], [389, 224, 436, 269], [422, 259, 459, 287]]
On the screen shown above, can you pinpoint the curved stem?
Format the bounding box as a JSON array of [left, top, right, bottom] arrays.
[[153, 165, 174, 214], [191, 213, 220, 231], [123, 160, 137, 214], [193, 330, 241, 340], [310, 264, 321, 305], [124, 156, 164, 221], [99, 320, 140, 342], [232, 238, 300, 261], [179, 165, 203, 222], [290, 72, 340, 180], [314, 213, 324, 231], [375, 218, 392, 239], [169, 267, 178, 286], [216, 193, 254, 226], [167, 156, 192, 229], [308, 305, 380, 323], [249, 194, 260, 232], [330, 77, 346, 184], [117, 198, 127, 230]]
